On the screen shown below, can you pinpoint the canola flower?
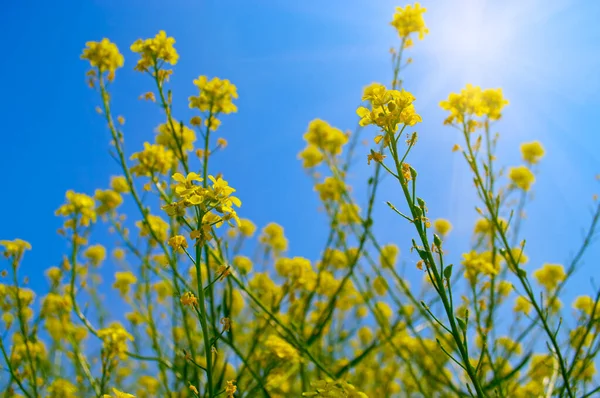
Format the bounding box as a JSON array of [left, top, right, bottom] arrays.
[[1, 3, 599, 398]]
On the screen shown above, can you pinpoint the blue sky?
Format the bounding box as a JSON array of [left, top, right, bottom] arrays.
[[1, 0, 600, 329]]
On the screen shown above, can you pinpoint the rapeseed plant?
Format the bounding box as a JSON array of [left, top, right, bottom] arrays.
[[1, 3, 599, 398]]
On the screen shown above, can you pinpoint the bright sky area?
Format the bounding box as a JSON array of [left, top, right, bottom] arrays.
[[1, 0, 600, 323]]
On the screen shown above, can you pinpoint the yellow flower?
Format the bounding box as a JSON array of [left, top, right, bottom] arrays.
[[112, 248, 125, 260], [259, 223, 288, 254], [357, 85, 421, 133], [217, 137, 228, 148], [474, 218, 491, 234], [533, 263, 566, 291], [572, 359, 597, 382], [572, 295, 599, 317], [298, 145, 324, 168], [180, 291, 198, 307], [374, 301, 393, 324], [338, 203, 361, 225], [496, 336, 522, 355], [0, 239, 32, 260], [139, 92, 156, 102], [462, 251, 498, 281], [509, 165, 535, 191], [168, 235, 188, 252], [130, 143, 176, 177], [390, 3, 428, 39], [373, 276, 388, 295], [55, 190, 97, 228], [264, 335, 299, 363], [570, 326, 593, 349], [130, 30, 179, 72], [81, 39, 124, 76], [110, 176, 129, 193], [232, 255, 253, 275], [440, 84, 508, 125], [367, 151, 386, 165], [95, 189, 123, 215], [238, 218, 256, 237], [156, 122, 196, 152], [113, 271, 137, 296], [303, 119, 348, 156], [520, 141, 545, 164], [84, 244, 106, 266], [190, 115, 202, 126], [46, 267, 62, 284], [513, 296, 531, 315], [433, 218, 452, 236], [136, 214, 169, 243], [152, 280, 173, 303], [48, 378, 78, 397], [380, 244, 399, 268], [315, 177, 345, 202], [276, 257, 316, 290], [189, 76, 238, 114], [97, 323, 133, 359], [226, 380, 237, 398]]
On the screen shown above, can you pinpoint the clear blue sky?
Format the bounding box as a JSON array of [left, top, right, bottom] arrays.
[[1, 0, 600, 322]]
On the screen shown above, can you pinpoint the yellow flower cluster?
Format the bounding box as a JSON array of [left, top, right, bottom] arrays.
[[238, 218, 257, 237], [264, 334, 300, 363], [259, 223, 288, 254], [0, 239, 32, 260], [315, 177, 346, 202], [462, 250, 500, 280], [298, 119, 349, 169], [97, 323, 134, 359], [47, 378, 78, 397], [110, 176, 129, 193], [84, 244, 107, 266], [533, 263, 566, 291], [379, 244, 399, 268], [10, 333, 47, 367], [433, 218, 452, 236], [573, 295, 599, 318], [391, 3, 428, 40], [189, 76, 238, 131], [136, 214, 169, 243], [113, 271, 137, 297], [81, 38, 124, 77], [508, 165, 535, 191], [439, 84, 508, 125], [130, 30, 179, 72], [180, 291, 198, 306], [357, 83, 421, 134], [168, 234, 188, 252], [165, 172, 241, 226], [338, 203, 361, 225], [55, 190, 97, 228], [275, 257, 316, 290], [95, 189, 123, 215], [520, 141, 545, 164], [514, 296, 532, 315], [130, 142, 176, 177], [232, 255, 253, 275], [5, 5, 597, 397], [156, 122, 197, 152]]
